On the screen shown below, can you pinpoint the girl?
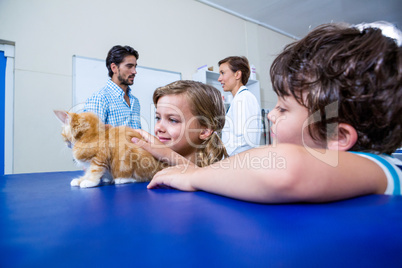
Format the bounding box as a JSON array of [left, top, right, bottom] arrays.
[[146, 21, 402, 203], [133, 80, 228, 167]]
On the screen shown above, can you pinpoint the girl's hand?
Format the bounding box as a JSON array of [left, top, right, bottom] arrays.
[[131, 129, 189, 166], [132, 129, 164, 148], [147, 164, 198, 191]]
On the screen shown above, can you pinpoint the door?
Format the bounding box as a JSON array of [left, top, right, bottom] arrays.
[[0, 44, 15, 174], [0, 51, 5, 175]]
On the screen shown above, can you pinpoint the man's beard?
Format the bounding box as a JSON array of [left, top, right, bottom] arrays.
[[118, 73, 134, 86]]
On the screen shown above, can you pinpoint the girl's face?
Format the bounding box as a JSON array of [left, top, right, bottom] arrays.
[[154, 94, 204, 159], [268, 96, 318, 148]]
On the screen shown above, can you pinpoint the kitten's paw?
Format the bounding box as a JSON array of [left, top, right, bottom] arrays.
[[101, 178, 114, 185], [70, 178, 81, 186], [114, 178, 137, 184], [102, 172, 113, 184], [79, 180, 100, 188]]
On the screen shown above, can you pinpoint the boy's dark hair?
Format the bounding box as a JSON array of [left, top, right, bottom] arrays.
[[270, 22, 402, 154], [219, 56, 250, 86], [106, 45, 139, 78]]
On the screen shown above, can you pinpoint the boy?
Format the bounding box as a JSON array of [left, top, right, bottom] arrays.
[[146, 22, 402, 203]]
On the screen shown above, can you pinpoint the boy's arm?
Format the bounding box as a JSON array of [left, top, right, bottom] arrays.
[[147, 144, 387, 203]]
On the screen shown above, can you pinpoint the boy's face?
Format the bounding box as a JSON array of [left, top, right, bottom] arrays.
[[154, 94, 203, 159], [268, 96, 318, 148]]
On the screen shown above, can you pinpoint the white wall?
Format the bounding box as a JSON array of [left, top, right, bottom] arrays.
[[0, 0, 294, 173]]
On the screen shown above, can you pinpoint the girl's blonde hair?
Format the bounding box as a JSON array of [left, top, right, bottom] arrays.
[[153, 80, 228, 166]]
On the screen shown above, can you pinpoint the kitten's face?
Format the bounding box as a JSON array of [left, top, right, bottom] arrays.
[[54, 111, 101, 149], [54, 110, 74, 148], [61, 123, 73, 148]]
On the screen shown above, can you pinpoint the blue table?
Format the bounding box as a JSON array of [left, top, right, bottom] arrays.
[[1, 171, 402, 267]]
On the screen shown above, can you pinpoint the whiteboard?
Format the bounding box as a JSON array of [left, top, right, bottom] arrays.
[[72, 55, 181, 133]]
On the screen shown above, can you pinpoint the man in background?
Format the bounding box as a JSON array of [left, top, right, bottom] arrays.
[[84, 45, 141, 129]]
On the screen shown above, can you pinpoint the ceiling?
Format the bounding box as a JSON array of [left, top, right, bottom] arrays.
[[196, 0, 402, 39]]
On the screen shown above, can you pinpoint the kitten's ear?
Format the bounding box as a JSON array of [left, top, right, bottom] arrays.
[[53, 110, 69, 125]]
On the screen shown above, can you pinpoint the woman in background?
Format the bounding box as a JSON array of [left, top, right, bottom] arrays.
[[218, 56, 262, 156]]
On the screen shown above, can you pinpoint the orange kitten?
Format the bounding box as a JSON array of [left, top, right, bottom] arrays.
[[54, 111, 166, 188]]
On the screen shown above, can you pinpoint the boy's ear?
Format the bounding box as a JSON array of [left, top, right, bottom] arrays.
[[54, 110, 69, 125], [327, 123, 358, 151], [199, 128, 214, 141]]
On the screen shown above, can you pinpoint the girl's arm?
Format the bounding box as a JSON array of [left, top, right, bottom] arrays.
[[147, 144, 387, 203], [132, 129, 191, 166]]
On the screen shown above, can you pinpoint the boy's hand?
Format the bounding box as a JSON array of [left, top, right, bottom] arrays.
[[147, 164, 198, 191]]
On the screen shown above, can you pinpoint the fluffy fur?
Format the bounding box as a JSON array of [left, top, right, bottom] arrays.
[[54, 110, 166, 188]]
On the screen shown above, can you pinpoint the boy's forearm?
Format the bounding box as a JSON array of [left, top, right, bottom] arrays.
[[150, 144, 385, 203], [188, 146, 296, 203], [189, 145, 385, 203]]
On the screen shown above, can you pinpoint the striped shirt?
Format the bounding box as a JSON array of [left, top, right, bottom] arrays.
[[83, 79, 141, 129], [351, 152, 402, 195]]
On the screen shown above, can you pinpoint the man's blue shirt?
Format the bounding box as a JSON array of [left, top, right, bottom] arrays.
[[83, 79, 141, 129]]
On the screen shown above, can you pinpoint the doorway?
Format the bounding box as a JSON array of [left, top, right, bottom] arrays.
[[0, 43, 15, 174]]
